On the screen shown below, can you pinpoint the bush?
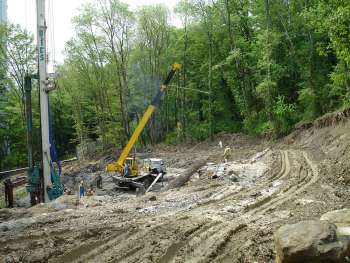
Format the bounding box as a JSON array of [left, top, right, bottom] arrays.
[[214, 120, 242, 134], [273, 96, 298, 137], [298, 87, 318, 120], [243, 112, 272, 136], [165, 131, 178, 145], [186, 122, 211, 141]]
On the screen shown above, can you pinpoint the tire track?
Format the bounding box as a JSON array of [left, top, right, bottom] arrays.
[[196, 150, 285, 209], [117, 150, 318, 263], [63, 219, 213, 263], [268, 150, 286, 181], [158, 220, 218, 263], [49, 150, 319, 263], [190, 150, 319, 263], [246, 150, 318, 216], [50, 227, 137, 263]]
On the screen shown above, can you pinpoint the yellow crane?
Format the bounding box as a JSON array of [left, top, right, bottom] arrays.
[[106, 63, 182, 188]]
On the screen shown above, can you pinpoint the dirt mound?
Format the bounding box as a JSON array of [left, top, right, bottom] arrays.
[[294, 107, 350, 133]]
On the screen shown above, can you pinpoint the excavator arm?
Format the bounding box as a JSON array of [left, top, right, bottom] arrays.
[[106, 63, 182, 173]]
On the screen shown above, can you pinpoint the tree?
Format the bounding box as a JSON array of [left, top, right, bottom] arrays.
[[0, 24, 36, 170], [134, 4, 171, 143], [0, 24, 36, 122], [97, 0, 134, 140]]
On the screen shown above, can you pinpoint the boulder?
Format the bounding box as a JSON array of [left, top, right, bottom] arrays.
[[275, 220, 350, 263], [321, 209, 350, 226], [321, 209, 350, 241]]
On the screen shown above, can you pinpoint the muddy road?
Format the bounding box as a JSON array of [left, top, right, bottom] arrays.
[[1, 117, 350, 263]]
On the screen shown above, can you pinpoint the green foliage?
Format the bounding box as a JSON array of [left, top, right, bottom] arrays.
[[273, 96, 298, 136], [0, 24, 37, 170], [165, 131, 178, 145], [0, 23, 77, 171], [5, 0, 350, 170], [298, 87, 318, 121], [186, 123, 211, 141], [243, 112, 271, 136]]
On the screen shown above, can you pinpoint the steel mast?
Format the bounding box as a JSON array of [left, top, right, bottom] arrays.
[[36, 0, 51, 202]]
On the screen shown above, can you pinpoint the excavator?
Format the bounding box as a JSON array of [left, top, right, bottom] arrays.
[[106, 63, 182, 191]]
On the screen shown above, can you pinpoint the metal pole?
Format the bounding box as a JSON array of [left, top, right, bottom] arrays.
[[36, 0, 51, 202], [24, 75, 33, 170]]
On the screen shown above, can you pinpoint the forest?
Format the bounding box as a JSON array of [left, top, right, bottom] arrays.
[[1, 0, 350, 171]]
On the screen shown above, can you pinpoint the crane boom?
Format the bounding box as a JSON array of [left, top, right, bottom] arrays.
[[106, 63, 182, 173]]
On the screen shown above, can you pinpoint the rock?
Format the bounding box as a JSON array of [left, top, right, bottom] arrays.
[[93, 196, 106, 202], [321, 209, 350, 239], [149, 195, 157, 201], [250, 191, 262, 198], [295, 199, 314, 206], [321, 209, 350, 226], [275, 220, 350, 263], [50, 200, 68, 211], [273, 210, 291, 219], [0, 217, 37, 233], [229, 175, 239, 182], [1, 225, 9, 231], [228, 170, 237, 176]]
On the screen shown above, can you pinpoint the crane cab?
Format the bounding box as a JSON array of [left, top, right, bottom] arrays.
[[124, 157, 139, 177], [106, 156, 139, 177]]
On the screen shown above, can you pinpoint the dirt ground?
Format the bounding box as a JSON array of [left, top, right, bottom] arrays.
[[1, 112, 350, 263]]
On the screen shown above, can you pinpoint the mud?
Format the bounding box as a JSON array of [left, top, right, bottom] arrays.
[[1, 119, 350, 263]]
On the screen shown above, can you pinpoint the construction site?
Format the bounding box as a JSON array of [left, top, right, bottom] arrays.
[[1, 0, 350, 262], [1, 110, 350, 262]]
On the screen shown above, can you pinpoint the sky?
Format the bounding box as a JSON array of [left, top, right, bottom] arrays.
[[7, 0, 180, 69]]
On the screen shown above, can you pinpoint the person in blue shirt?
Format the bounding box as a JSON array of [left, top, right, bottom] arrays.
[[79, 180, 85, 198], [124, 163, 129, 177]]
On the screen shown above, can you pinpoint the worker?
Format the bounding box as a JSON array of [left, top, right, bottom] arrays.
[[124, 162, 129, 177], [223, 146, 232, 163], [79, 180, 85, 198], [96, 174, 102, 189]]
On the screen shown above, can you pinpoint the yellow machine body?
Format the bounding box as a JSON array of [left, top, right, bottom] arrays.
[[106, 156, 139, 177], [106, 105, 156, 176]]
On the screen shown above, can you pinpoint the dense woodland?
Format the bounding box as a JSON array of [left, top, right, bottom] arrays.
[[1, 0, 350, 170]]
